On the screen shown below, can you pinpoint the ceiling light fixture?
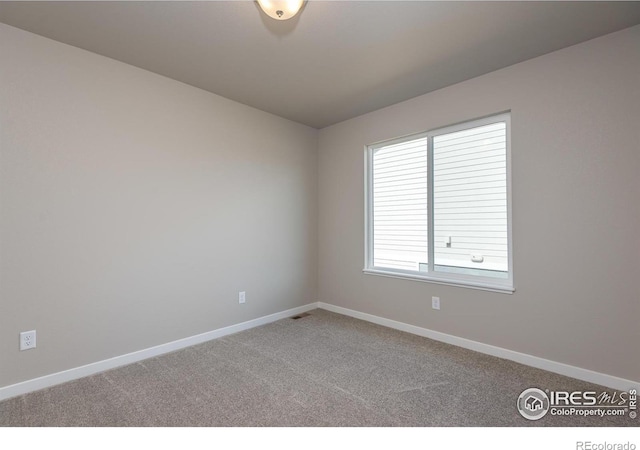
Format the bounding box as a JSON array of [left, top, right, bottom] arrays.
[[256, 0, 304, 20]]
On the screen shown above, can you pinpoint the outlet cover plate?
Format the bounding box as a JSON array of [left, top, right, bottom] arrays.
[[20, 330, 37, 351]]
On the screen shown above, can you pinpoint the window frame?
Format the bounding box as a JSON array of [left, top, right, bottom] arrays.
[[364, 112, 514, 293]]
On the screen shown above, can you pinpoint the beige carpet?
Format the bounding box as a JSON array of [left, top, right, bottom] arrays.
[[0, 309, 635, 426]]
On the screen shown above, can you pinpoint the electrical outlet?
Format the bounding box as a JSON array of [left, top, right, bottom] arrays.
[[20, 330, 37, 351], [432, 296, 440, 310], [239, 291, 246, 304]]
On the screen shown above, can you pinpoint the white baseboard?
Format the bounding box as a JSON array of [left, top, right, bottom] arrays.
[[0, 303, 318, 402], [317, 302, 639, 392], [2, 301, 636, 402]]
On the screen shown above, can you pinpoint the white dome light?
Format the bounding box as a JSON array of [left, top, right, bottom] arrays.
[[257, 0, 304, 20]]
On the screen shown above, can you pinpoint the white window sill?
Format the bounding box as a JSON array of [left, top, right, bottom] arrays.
[[363, 268, 515, 294]]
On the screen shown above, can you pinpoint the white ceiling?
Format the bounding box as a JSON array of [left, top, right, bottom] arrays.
[[2, 1, 640, 129]]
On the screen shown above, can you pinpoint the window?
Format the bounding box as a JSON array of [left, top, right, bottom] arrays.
[[365, 113, 513, 292]]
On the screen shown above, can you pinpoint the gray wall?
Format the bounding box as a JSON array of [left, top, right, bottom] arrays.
[[318, 26, 640, 382], [0, 24, 318, 388]]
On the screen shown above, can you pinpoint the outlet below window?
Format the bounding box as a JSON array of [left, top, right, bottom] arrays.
[[20, 330, 37, 351]]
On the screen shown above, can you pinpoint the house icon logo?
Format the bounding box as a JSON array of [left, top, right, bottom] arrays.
[[517, 388, 550, 420], [525, 396, 543, 411]]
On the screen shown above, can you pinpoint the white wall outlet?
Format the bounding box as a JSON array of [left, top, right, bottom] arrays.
[[20, 330, 37, 351], [239, 291, 246, 304], [432, 296, 440, 310]]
